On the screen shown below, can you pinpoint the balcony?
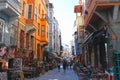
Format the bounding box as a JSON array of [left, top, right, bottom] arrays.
[[41, 14, 49, 20], [0, 0, 20, 17], [85, 0, 120, 27], [40, 37, 49, 46], [41, 14, 49, 24]]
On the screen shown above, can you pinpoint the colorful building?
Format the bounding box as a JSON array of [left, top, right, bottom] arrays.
[[18, 0, 49, 60]]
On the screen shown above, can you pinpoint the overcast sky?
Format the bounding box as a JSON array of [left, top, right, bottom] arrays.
[[49, 0, 79, 45]]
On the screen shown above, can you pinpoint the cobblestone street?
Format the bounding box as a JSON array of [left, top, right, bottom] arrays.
[[24, 67, 86, 80]]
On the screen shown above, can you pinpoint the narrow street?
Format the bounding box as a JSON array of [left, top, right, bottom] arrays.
[[24, 67, 86, 80], [0, 0, 118, 80]]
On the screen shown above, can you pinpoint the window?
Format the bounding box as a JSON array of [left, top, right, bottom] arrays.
[[20, 30, 25, 48], [28, 5, 32, 19], [38, 24, 40, 36], [39, 4, 41, 14], [46, 27, 48, 38], [0, 19, 5, 42], [88, 0, 92, 6], [10, 25, 17, 45], [42, 10, 44, 19], [31, 36, 34, 49], [50, 12, 52, 19], [22, 2, 25, 16], [34, 7, 38, 21], [41, 25, 45, 36], [26, 33, 29, 49]]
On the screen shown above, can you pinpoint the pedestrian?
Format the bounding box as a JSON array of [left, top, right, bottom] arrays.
[[63, 60, 67, 73], [57, 61, 61, 72], [69, 60, 73, 69]]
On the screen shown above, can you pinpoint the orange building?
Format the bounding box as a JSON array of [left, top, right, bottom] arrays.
[[18, 0, 49, 60]]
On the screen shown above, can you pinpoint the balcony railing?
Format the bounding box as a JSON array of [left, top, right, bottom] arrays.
[[41, 14, 49, 23]]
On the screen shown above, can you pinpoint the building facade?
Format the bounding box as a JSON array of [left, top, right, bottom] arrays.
[[18, 0, 49, 60], [74, 0, 120, 79], [48, 3, 54, 52], [53, 17, 60, 54], [0, 0, 20, 46], [48, 3, 61, 56]]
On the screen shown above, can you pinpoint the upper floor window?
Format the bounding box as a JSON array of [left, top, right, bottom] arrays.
[[41, 25, 45, 36], [0, 18, 5, 42], [34, 7, 38, 21], [28, 5, 32, 19], [50, 12, 52, 19], [39, 4, 41, 14], [87, 0, 92, 6], [42, 10, 44, 18], [22, 2, 25, 16], [46, 26, 48, 38], [10, 25, 17, 45], [38, 23, 40, 36]]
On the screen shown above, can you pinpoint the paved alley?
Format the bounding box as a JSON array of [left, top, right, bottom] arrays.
[[25, 68, 85, 80]]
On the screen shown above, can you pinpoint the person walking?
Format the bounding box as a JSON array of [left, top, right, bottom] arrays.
[[63, 60, 67, 73], [69, 60, 73, 69], [57, 61, 61, 72]]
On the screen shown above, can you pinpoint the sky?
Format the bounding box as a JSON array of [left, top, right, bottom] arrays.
[[49, 0, 79, 45]]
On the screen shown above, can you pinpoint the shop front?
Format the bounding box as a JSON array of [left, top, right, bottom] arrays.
[[82, 28, 109, 70]]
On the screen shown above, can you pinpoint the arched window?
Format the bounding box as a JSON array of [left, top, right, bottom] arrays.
[[0, 18, 5, 42]]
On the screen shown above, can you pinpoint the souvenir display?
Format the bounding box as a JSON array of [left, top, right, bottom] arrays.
[[9, 58, 22, 70], [0, 72, 7, 80]]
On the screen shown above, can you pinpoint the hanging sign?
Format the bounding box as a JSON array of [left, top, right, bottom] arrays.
[[74, 5, 82, 13]]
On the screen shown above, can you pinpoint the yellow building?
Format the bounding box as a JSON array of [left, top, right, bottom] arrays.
[[18, 0, 49, 60]]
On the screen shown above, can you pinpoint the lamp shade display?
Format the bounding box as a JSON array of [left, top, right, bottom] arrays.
[[76, 16, 84, 27]]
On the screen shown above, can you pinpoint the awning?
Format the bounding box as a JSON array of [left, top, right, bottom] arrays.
[[82, 28, 106, 46], [44, 48, 53, 53], [55, 56, 63, 60], [48, 52, 58, 58], [44, 48, 58, 58]]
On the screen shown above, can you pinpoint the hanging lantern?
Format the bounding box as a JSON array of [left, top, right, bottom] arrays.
[[76, 15, 84, 28]]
